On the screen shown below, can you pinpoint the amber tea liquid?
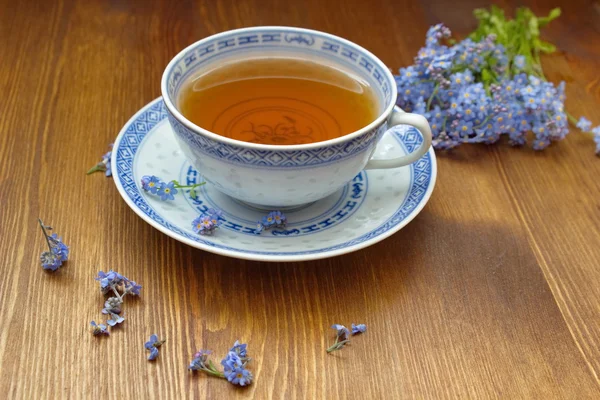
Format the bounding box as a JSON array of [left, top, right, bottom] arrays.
[[178, 57, 379, 145]]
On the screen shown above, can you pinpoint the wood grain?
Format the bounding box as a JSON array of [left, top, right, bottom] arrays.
[[1, 0, 600, 398]]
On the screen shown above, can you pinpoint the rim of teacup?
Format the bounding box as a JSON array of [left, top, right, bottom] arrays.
[[161, 26, 398, 151]]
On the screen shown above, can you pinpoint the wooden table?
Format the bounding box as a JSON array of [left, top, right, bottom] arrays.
[[1, 0, 600, 398]]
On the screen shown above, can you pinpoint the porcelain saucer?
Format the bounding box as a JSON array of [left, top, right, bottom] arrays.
[[112, 98, 437, 262]]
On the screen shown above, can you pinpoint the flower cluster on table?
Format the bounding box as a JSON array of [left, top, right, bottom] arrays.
[[90, 270, 141, 333], [327, 323, 367, 353], [394, 8, 600, 154], [189, 340, 254, 387], [38, 219, 69, 271]]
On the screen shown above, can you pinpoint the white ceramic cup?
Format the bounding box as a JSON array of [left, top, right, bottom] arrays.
[[162, 26, 432, 209]]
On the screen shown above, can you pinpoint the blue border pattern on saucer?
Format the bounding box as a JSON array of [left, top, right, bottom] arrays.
[[113, 98, 436, 261]]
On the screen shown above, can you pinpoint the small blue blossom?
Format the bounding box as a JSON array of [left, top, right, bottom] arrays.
[[327, 324, 351, 353], [225, 365, 253, 386], [40, 251, 62, 271], [126, 280, 142, 296], [157, 181, 178, 201], [592, 126, 600, 136], [221, 350, 253, 386], [145, 334, 165, 361], [90, 321, 109, 336], [192, 214, 217, 235], [102, 297, 122, 314], [577, 117, 592, 132], [230, 340, 248, 358], [207, 208, 223, 226], [189, 350, 213, 371], [331, 324, 350, 341], [351, 323, 367, 335], [87, 143, 113, 176], [38, 219, 68, 271], [141, 175, 162, 194], [256, 211, 287, 234], [95, 270, 126, 293], [513, 55, 526, 70], [107, 312, 125, 327]]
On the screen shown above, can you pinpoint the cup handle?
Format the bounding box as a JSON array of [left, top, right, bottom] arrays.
[[364, 107, 433, 170]]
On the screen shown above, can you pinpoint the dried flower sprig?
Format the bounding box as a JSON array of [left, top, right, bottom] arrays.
[[145, 334, 166, 361], [93, 270, 141, 330], [351, 323, 367, 335], [141, 175, 206, 200], [189, 350, 225, 377], [256, 211, 287, 234], [188, 341, 253, 387], [90, 321, 110, 336], [87, 143, 113, 176], [327, 323, 367, 353], [327, 324, 351, 353], [38, 219, 69, 271], [191, 208, 222, 235]]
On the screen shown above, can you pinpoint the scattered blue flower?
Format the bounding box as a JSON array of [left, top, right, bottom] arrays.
[[327, 324, 351, 353], [189, 350, 214, 372], [107, 312, 125, 327], [141, 175, 162, 194], [126, 280, 142, 296], [331, 324, 350, 341], [351, 323, 367, 335], [102, 297, 122, 314], [229, 340, 248, 358], [157, 181, 178, 201], [192, 214, 217, 235], [256, 211, 287, 234], [38, 219, 68, 271], [90, 321, 110, 336], [591, 126, 600, 136], [577, 117, 592, 132], [221, 348, 253, 387], [87, 143, 114, 176], [225, 365, 253, 386], [145, 334, 165, 361]]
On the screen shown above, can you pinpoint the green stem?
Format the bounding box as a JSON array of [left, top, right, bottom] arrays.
[[38, 219, 53, 251], [173, 182, 206, 189], [426, 85, 440, 112], [326, 339, 350, 353], [566, 112, 579, 126], [442, 116, 448, 132], [87, 163, 106, 175]]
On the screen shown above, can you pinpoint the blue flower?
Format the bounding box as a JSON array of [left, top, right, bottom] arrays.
[[225, 365, 253, 386], [192, 214, 216, 235], [221, 351, 253, 386], [96, 270, 125, 293], [351, 323, 367, 335], [513, 55, 526, 70], [157, 181, 178, 201], [592, 126, 600, 135], [90, 321, 109, 336], [145, 334, 165, 361], [141, 175, 162, 194], [48, 233, 69, 261], [87, 143, 113, 176], [126, 280, 142, 296], [102, 297, 122, 314], [577, 117, 592, 132], [40, 251, 62, 271], [230, 340, 248, 358], [107, 312, 125, 327], [331, 324, 350, 341], [207, 208, 223, 226], [457, 121, 473, 136], [221, 351, 242, 369], [38, 219, 68, 271], [189, 350, 212, 371], [532, 138, 550, 151]]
